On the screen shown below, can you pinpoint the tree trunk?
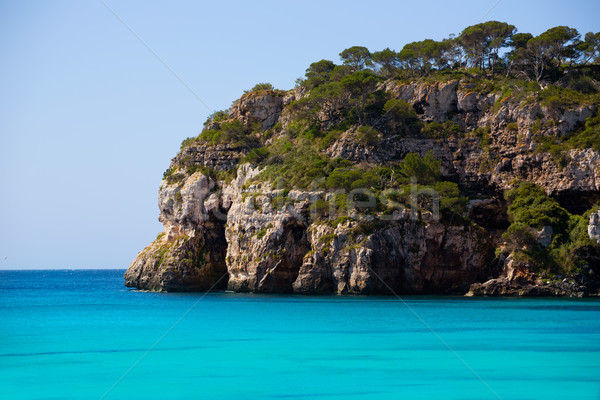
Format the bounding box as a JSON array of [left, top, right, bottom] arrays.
[[505, 59, 513, 78]]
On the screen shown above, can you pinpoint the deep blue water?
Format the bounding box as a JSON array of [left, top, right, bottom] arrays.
[[0, 269, 599, 400]]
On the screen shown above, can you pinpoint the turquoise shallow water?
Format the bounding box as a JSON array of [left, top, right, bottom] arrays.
[[0, 270, 599, 400]]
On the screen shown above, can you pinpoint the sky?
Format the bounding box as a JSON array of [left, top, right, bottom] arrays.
[[1, 0, 599, 269]]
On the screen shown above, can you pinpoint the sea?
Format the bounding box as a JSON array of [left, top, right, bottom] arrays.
[[0, 269, 599, 400]]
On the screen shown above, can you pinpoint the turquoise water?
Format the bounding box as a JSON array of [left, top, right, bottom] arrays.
[[1, 270, 599, 400]]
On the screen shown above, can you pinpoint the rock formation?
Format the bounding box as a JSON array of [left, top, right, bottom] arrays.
[[124, 78, 600, 296], [466, 254, 589, 298], [590, 211, 600, 244]]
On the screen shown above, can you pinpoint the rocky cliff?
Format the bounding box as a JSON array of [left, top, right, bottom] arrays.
[[125, 77, 600, 296]]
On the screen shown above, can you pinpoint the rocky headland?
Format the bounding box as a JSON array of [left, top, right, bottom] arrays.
[[125, 54, 600, 297]]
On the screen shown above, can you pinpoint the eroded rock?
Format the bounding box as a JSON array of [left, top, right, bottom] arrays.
[[590, 211, 600, 244]]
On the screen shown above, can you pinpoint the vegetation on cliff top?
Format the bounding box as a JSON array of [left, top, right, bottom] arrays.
[[167, 20, 600, 189], [182, 21, 599, 149]]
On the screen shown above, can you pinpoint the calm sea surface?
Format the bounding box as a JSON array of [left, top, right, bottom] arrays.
[[0, 269, 599, 400]]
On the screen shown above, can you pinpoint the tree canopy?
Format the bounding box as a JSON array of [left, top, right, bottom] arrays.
[[294, 22, 599, 86], [339, 46, 373, 71]]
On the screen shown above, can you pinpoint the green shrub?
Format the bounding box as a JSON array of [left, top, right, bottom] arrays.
[[356, 126, 381, 146], [180, 137, 198, 149], [196, 119, 253, 146], [505, 183, 570, 235], [241, 147, 270, 164], [253, 138, 335, 189], [256, 228, 268, 239], [469, 126, 491, 148], [183, 164, 237, 184], [310, 199, 331, 219], [502, 222, 537, 251], [203, 110, 229, 126], [434, 181, 468, 219], [566, 111, 600, 151], [302, 125, 323, 140], [319, 233, 337, 245], [163, 168, 186, 184], [163, 167, 174, 180], [383, 98, 421, 136], [300, 59, 337, 90], [329, 215, 353, 227], [333, 193, 349, 212], [538, 85, 599, 109], [245, 83, 275, 93], [397, 151, 442, 185], [325, 168, 378, 191], [319, 129, 342, 150], [421, 121, 463, 138], [174, 191, 183, 204]]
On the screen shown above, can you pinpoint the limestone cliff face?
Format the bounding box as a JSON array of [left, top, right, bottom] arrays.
[[590, 211, 600, 245], [125, 80, 600, 295], [294, 216, 492, 294], [124, 172, 228, 291], [336, 80, 600, 200], [327, 135, 600, 199], [230, 90, 284, 130], [221, 183, 492, 294], [172, 144, 246, 172], [125, 161, 494, 294]]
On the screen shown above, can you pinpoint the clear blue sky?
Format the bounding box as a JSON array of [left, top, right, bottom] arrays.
[[1, 0, 598, 269]]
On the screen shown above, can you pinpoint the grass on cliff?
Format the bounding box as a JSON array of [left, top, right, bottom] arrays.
[[162, 162, 238, 186], [254, 137, 336, 189], [535, 110, 600, 167], [564, 111, 600, 151]]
